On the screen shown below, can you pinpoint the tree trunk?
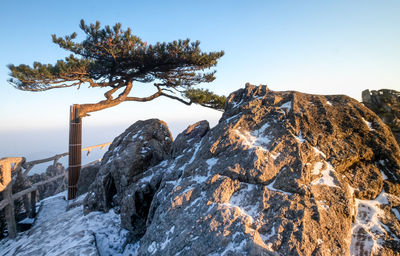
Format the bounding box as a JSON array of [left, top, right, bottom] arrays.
[[68, 105, 82, 200]]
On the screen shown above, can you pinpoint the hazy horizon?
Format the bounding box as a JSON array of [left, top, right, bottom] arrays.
[[0, 117, 221, 174]]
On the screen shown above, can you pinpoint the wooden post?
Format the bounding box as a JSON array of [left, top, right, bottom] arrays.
[[3, 184, 16, 238], [29, 190, 37, 218], [68, 104, 82, 200], [0, 157, 23, 239]]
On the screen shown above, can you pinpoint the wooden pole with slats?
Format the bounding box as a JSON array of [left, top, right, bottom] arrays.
[[68, 105, 82, 200]]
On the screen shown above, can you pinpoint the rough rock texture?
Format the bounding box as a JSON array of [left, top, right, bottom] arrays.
[[120, 120, 210, 239], [77, 162, 100, 197], [121, 84, 400, 255], [28, 163, 67, 201], [172, 120, 210, 157], [362, 89, 400, 145], [84, 119, 172, 214]]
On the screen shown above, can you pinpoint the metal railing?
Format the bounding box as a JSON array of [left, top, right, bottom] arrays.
[[0, 142, 110, 238]]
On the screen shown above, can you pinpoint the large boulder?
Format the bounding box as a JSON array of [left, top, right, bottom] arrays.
[[124, 84, 400, 255], [84, 119, 173, 214], [119, 120, 210, 240]]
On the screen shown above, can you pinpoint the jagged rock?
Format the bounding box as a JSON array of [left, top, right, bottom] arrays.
[[125, 84, 400, 255], [119, 120, 210, 239], [172, 120, 210, 157], [362, 89, 400, 145], [84, 119, 172, 214], [28, 163, 67, 201], [76, 162, 100, 197]]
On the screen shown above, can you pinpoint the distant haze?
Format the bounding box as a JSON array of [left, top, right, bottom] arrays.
[[0, 117, 221, 174]]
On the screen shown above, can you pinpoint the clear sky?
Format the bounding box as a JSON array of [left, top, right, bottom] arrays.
[[1, 0, 399, 165]]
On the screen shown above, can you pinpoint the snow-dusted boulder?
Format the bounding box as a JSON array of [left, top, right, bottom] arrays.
[[119, 120, 210, 239], [126, 84, 400, 255], [84, 119, 172, 214]]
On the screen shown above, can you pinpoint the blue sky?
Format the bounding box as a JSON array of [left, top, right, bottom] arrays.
[[1, 1, 399, 163]]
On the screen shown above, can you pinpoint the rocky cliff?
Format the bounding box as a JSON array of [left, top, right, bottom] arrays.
[[362, 89, 400, 145], [85, 84, 400, 255]]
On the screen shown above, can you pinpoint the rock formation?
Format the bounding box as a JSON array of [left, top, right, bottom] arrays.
[[86, 84, 400, 255], [362, 89, 400, 145], [84, 119, 173, 214]]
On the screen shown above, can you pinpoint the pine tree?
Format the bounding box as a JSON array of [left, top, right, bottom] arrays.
[[8, 20, 226, 116], [8, 20, 225, 199]]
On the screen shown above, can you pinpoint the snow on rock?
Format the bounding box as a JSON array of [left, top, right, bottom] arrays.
[[233, 122, 272, 151], [362, 117, 374, 131], [131, 84, 400, 255], [350, 190, 391, 256], [313, 146, 326, 158], [229, 183, 259, 221], [279, 100, 292, 112], [310, 162, 340, 188], [84, 119, 172, 214]]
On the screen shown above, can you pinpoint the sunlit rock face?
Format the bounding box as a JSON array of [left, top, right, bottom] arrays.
[[362, 89, 400, 146], [87, 84, 400, 255]]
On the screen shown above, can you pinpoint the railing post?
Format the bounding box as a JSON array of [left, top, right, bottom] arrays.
[[3, 185, 16, 238], [68, 104, 82, 200], [0, 158, 23, 239]]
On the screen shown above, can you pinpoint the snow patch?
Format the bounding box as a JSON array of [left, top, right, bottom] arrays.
[[206, 158, 218, 170], [311, 162, 324, 175], [326, 101, 333, 106], [140, 173, 154, 183], [259, 224, 276, 242], [350, 190, 390, 256], [231, 99, 244, 109], [279, 101, 292, 112], [159, 226, 175, 250], [362, 118, 374, 131], [295, 131, 305, 143], [310, 162, 339, 188], [191, 175, 209, 184], [229, 184, 259, 221], [234, 122, 272, 151], [317, 200, 329, 210], [188, 141, 202, 165], [313, 146, 326, 158], [18, 218, 35, 225], [270, 152, 280, 160], [392, 208, 400, 221], [380, 170, 388, 180], [267, 178, 293, 195], [224, 113, 240, 123], [148, 241, 157, 254]]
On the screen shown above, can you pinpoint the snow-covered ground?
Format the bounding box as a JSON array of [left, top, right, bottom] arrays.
[[0, 191, 139, 256]]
